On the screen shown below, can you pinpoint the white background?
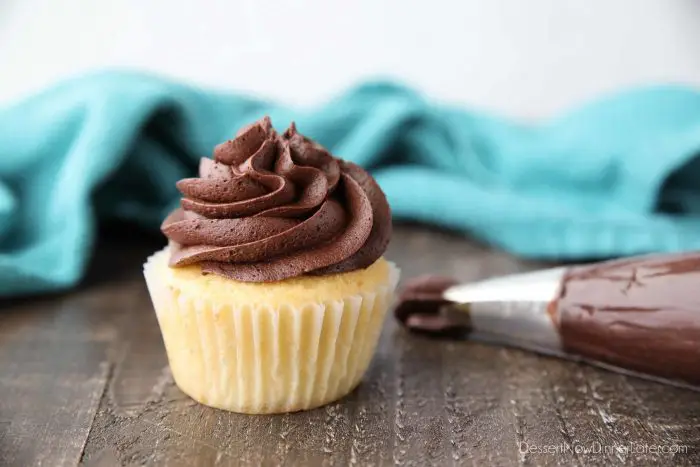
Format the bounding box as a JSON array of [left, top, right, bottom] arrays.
[[1, 0, 699, 119]]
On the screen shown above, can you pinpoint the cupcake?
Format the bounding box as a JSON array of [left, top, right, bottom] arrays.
[[143, 117, 399, 414]]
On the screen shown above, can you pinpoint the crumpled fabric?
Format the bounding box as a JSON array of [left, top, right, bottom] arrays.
[[2, 70, 700, 297]]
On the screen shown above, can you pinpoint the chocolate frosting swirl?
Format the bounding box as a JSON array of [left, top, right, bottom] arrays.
[[161, 117, 391, 282]]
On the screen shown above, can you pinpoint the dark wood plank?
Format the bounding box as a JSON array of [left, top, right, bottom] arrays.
[[1, 224, 700, 466], [0, 294, 112, 467]]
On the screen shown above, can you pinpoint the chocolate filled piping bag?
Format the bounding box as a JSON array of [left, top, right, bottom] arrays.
[[394, 252, 700, 391]]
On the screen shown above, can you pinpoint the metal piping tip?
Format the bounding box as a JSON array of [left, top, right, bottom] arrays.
[[394, 268, 567, 352], [443, 267, 567, 304]]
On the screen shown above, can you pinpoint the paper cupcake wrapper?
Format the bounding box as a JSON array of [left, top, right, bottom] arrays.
[[143, 253, 399, 414]]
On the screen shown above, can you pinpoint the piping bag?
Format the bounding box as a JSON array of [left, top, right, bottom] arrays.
[[394, 251, 700, 391]]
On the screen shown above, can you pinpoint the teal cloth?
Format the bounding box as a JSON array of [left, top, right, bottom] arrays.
[[2, 71, 700, 298]]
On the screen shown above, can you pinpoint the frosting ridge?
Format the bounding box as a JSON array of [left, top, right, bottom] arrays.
[[162, 117, 391, 282]]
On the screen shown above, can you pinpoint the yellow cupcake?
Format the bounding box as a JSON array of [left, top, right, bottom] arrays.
[[144, 117, 398, 413], [144, 247, 398, 414]]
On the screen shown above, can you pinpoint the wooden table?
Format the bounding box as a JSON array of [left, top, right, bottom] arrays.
[[1, 224, 699, 466]]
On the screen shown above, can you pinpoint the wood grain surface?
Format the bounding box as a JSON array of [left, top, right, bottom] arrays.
[[1, 224, 699, 466]]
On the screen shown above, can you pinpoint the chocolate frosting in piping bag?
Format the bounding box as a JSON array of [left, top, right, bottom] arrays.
[[162, 117, 391, 282]]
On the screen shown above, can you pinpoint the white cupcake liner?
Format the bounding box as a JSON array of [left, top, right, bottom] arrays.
[[143, 250, 399, 414]]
